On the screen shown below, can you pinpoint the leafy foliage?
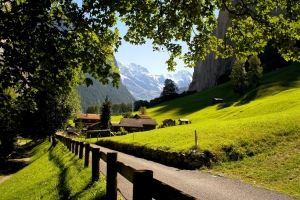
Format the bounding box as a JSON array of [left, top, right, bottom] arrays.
[[229, 60, 248, 94], [0, 0, 120, 111], [160, 79, 179, 97], [122, 111, 133, 118], [139, 106, 147, 114], [19, 89, 81, 139], [247, 55, 263, 87]]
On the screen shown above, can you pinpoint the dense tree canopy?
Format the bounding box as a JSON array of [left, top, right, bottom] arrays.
[[1, 0, 300, 110], [161, 79, 179, 97]]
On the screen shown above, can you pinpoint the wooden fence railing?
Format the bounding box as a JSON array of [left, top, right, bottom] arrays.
[[56, 135, 198, 200]]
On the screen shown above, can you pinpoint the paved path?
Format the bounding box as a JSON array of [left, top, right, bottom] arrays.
[[0, 158, 30, 184], [90, 144, 296, 200]]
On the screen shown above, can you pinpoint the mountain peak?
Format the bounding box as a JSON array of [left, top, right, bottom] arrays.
[[117, 61, 192, 101]]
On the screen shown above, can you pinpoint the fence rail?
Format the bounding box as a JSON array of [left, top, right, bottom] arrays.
[[56, 134, 198, 200]]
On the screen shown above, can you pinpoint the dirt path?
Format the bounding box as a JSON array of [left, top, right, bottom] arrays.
[[0, 145, 31, 184]]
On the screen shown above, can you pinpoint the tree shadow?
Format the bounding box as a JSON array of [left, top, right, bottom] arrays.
[[48, 146, 72, 199], [48, 146, 102, 200], [216, 102, 235, 110], [0, 140, 43, 176], [235, 87, 259, 106]]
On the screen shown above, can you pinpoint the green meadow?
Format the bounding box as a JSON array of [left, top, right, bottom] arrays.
[[106, 63, 300, 199], [0, 141, 106, 200]]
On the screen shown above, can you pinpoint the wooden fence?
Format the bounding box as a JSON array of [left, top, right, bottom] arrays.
[[56, 135, 198, 200]]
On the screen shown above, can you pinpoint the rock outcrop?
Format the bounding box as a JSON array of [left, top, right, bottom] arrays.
[[189, 10, 235, 91]]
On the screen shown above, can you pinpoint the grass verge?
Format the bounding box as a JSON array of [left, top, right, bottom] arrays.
[[0, 141, 106, 200]]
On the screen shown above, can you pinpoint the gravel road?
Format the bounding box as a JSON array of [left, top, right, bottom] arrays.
[[90, 144, 296, 200]]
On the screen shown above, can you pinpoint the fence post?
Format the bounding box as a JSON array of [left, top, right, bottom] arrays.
[[67, 138, 71, 150], [79, 141, 84, 159], [133, 170, 153, 200], [70, 139, 73, 152], [92, 147, 100, 182], [106, 152, 118, 200], [75, 141, 79, 156], [84, 143, 90, 167]]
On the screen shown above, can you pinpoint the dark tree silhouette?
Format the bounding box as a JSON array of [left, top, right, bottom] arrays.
[[100, 96, 111, 129], [160, 79, 179, 97]]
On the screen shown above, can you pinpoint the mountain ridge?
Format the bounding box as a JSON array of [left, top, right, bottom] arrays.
[[118, 62, 192, 101]]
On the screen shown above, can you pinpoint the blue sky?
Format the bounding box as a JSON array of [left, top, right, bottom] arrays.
[[73, 1, 218, 75], [114, 21, 193, 75]]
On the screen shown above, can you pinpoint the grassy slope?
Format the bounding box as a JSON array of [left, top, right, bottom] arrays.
[[101, 63, 300, 199], [0, 141, 106, 200]]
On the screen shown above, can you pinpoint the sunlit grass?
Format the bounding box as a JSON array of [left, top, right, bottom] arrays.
[[94, 63, 300, 198], [0, 141, 106, 200]]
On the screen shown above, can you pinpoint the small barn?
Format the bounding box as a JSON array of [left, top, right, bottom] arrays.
[[212, 98, 224, 105], [162, 119, 176, 126], [178, 119, 190, 125]]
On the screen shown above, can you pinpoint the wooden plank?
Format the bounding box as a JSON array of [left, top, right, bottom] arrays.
[[100, 151, 107, 162], [152, 178, 198, 200], [116, 161, 136, 183]]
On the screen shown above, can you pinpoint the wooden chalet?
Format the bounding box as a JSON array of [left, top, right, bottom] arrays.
[[111, 118, 157, 132], [178, 118, 190, 125], [74, 113, 100, 129], [162, 119, 176, 126]]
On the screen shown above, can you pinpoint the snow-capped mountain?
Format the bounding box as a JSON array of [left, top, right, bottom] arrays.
[[117, 62, 192, 101]]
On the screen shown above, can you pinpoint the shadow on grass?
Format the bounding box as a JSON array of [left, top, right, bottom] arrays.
[[216, 102, 235, 110], [235, 87, 259, 106], [48, 145, 104, 200], [0, 140, 44, 176]]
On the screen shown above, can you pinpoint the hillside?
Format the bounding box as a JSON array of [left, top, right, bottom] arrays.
[[76, 73, 136, 112], [102, 63, 300, 199]]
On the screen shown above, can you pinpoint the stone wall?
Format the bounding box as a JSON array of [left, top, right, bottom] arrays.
[[96, 140, 217, 169]]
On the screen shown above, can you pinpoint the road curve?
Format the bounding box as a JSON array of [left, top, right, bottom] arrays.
[[90, 144, 296, 200]]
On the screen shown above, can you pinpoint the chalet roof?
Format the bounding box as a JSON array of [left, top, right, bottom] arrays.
[[134, 114, 151, 119], [120, 118, 144, 128], [178, 118, 189, 121], [76, 113, 100, 120], [110, 122, 123, 127], [111, 118, 158, 128]]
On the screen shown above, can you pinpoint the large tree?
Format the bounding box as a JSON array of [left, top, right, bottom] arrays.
[[1, 0, 300, 109], [19, 88, 81, 139], [0, 0, 120, 112], [161, 79, 179, 97]]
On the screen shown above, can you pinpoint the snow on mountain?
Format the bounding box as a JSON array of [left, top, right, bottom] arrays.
[[117, 61, 192, 101]]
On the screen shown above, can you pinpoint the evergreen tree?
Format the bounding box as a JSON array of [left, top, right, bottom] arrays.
[[160, 79, 179, 97], [100, 96, 111, 129]]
